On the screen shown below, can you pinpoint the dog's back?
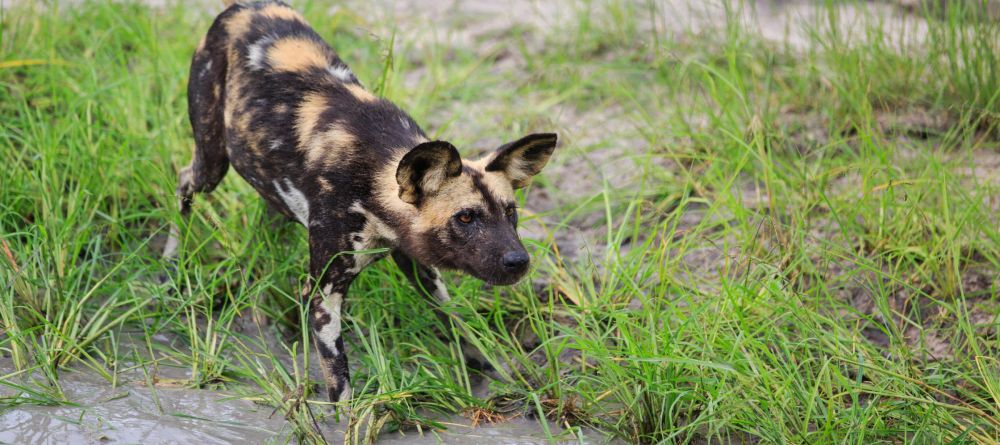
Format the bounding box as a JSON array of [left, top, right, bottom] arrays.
[[183, 0, 426, 225]]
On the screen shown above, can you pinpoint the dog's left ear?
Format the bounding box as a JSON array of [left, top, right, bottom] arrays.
[[484, 133, 557, 189], [396, 140, 463, 205]]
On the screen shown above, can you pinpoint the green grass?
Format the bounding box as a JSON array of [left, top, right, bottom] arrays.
[[2, 0, 999, 443]]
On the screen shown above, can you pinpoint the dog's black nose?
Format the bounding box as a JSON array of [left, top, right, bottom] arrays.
[[502, 251, 529, 269]]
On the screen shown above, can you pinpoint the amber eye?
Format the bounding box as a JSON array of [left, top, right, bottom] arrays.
[[457, 212, 474, 224]]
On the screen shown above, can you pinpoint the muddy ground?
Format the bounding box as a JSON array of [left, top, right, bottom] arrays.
[[0, 357, 597, 444]]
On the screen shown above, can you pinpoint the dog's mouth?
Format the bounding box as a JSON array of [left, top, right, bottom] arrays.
[[484, 275, 522, 286], [476, 267, 529, 286]]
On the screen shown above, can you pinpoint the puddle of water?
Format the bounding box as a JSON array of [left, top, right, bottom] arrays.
[[0, 358, 289, 444], [0, 358, 610, 444]]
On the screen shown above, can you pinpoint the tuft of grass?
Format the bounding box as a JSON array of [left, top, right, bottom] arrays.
[[2, 0, 999, 444]]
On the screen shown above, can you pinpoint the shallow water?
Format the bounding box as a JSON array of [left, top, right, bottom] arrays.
[[0, 360, 286, 444], [0, 359, 608, 444]]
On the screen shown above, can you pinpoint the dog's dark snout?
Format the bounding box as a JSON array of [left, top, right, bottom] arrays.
[[502, 251, 529, 269]]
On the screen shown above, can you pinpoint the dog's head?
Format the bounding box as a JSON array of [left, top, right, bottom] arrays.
[[395, 133, 557, 285]]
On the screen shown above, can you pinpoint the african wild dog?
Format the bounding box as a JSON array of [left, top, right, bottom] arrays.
[[163, 0, 558, 402]]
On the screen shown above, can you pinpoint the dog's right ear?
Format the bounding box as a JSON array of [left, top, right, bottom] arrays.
[[396, 141, 462, 205], [484, 133, 557, 189]]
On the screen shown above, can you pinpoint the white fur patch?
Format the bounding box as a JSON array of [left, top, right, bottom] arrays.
[[200, 60, 213, 78], [432, 273, 450, 302], [274, 178, 309, 226], [247, 36, 275, 71], [348, 201, 398, 244], [346, 251, 377, 275], [327, 65, 353, 82], [162, 224, 180, 259], [399, 116, 410, 130], [316, 290, 342, 355], [337, 384, 352, 402], [269, 139, 282, 151], [345, 201, 397, 274]]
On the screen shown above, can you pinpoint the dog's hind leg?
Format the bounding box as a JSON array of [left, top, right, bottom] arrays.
[[164, 30, 230, 259]]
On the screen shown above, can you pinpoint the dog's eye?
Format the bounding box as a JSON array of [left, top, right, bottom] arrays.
[[505, 206, 516, 217], [456, 211, 474, 224]]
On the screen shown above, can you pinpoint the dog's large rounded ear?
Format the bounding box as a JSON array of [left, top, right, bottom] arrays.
[[485, 133, 557, 189], [396, 141, 463, 204]]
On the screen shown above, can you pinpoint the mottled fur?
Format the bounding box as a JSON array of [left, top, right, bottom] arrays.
[[167, 0, 557, 402]]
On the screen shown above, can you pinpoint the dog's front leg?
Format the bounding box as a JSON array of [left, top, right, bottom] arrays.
[[391, 250, 450, 304], [307, 235, 357, 403]]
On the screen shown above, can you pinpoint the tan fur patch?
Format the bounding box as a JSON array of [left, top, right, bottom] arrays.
[[465, 157, 491, 171], [318, 177, 333, 192], [376, 146, 487, 233], [235, 105, 252, 132], [251, 128, 271, 153], [223, 72, 248, 127], [267, 37, 329, 72], [468, 151, 536, 190], [223, 8, 254, 38], [480, 171, 516, 203], [374, 150, 417, 216], [304, 122, 356, 167], [295, 93, 327, 147], [196, 36, 207, 52], [274, 103, 289, 114], [344, 83, 376, 103], [505, 156, 534, 187], [259, 3, 304, 21], [465, 157, 513, 201], [416, 175, 484, 232]]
